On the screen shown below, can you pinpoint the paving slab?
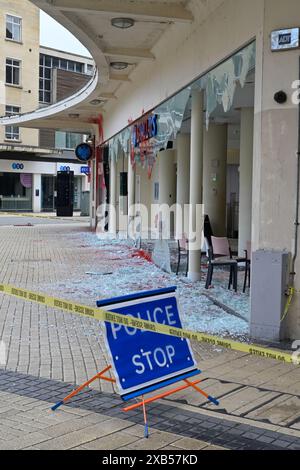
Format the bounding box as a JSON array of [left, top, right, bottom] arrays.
[[164, 378, 244, 407], [203, 386, 280, 416], [81, 433, 140, 450], [246, 395, 300, 426], [0, 223, 300, 449], [170, 437, 211, 450]]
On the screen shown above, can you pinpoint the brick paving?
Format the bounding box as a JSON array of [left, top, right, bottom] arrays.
[[0, 219, 299, 450], [0, 369, 299, 450]]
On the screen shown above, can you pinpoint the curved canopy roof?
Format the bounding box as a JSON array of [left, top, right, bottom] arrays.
[[0, 0, 193, 139]]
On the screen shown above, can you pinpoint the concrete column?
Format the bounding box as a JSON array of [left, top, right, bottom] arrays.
[[158, 149, 177, 206], [32, 174, 41, 213], [176, 133, 190, 239], [158, 149, 177, 236], [128, 156, 135, 234], [203, 124, 228, 237], [188, 90, 203, 282], [90, 158, 97, 229], [238, 108, 254, 256], [109, 157, 117, 234]]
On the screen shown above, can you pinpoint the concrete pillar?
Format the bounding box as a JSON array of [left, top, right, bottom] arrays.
[[158, 149, 177, 206], [90, 158, 97, 229], [128, 156, 135, 234], [32, 174, 41, 213], [188, 90, 203, 282], [158, 149, 177, 236], [203, 124, 228, 237], [109, 157, 117, 234], [238, 108, 254, 256], [176, 133, 190, 239]]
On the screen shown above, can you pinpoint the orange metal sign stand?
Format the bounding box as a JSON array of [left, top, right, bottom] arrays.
[[51, 365, 116, 411], [51, 365, 219, 439]]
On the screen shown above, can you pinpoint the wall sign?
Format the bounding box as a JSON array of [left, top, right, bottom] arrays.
[[271, 28, 300, 51], [75, 143, 93, 162], [60, 166, 71, 172], [97, 287, 197, 400], [132, 114, 158, 148], [12, 163, 24, 170], [81, 166, 90, 175]]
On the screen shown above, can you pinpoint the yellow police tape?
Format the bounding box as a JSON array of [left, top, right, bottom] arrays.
[[0, 283, 299, 366]]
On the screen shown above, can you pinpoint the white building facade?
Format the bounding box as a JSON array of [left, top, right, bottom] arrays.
[[2, 0, 300, 343]]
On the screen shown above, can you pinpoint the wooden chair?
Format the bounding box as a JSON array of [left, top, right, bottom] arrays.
[[205, 237, 238, 292]]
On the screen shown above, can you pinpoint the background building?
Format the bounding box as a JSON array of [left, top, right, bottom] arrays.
[[2, 0, 300, 344], [0, 0, 94, 212]]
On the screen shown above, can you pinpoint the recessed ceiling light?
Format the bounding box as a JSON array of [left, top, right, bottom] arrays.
[[90, 99, 104, 106], [111, 17, 135, 29], [110, 61, 129, 70]]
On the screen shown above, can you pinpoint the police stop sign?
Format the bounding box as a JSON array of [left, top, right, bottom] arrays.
[[97, 287, 198, 400]]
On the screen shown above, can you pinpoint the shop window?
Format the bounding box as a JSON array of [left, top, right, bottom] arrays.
[[5, 105, 20, 140], [6, 15, 22, 42], [6, 58, 21, 86]]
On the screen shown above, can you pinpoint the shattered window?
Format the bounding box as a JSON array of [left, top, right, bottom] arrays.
[[108, 88, 190, 176], [107, 41, 255, 173], [199, 42, 256, 127]]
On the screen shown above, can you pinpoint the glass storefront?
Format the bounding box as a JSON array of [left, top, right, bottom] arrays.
[[107, 41, 256, 178], [0, 167, 87, 213], [42, 175, 57, 211], [73, 176, 82, 211], [42, 174, 84, 212], [0, 172, 32, 211]]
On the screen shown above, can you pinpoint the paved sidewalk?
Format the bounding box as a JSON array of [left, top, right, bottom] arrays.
[[0, 212, 89, 226], [0, 369, 300, 450], [0, 222, 299, 449]]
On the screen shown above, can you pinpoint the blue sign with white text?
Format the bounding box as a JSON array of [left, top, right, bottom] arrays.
[[81, 166, 90, 175], [99, 288, 197, 399]]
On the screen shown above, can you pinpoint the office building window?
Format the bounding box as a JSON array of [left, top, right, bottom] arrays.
[[6, 58, 21, 85], [39, 54, 86, 104], [5, 105, 20, 140], [55, 131, 84, 149], [6, 15, 22, 42], [86, 64, 94, 75], [39, 55, 52, 103]]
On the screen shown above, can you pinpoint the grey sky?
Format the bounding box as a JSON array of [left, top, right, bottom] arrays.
[[40, 11, 92, 57]]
